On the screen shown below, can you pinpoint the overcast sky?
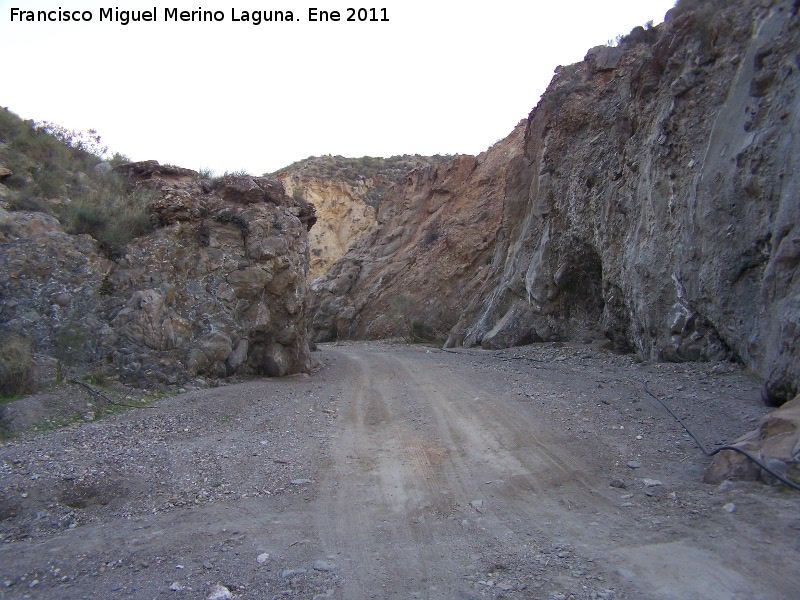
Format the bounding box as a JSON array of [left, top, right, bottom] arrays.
[[0, 0, 677, 175]]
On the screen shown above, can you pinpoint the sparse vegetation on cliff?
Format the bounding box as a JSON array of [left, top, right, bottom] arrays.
[[0, 108, 153, 255]]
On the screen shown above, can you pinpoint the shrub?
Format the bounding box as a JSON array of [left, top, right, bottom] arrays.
[[54, 321, 87, 382], [98, 275, 113, 295], [68, 202, 110, 238], [107, 152, 130, 167], [34, 121, 108, 158], [63, 184, 154, 257], [0, 336, 36, 398], [1, 109, 152, 249], [8, 193, 47, 213], [408, 320, 438, 342]]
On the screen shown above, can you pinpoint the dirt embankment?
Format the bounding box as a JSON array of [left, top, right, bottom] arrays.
[[1, 342, 798, 599]]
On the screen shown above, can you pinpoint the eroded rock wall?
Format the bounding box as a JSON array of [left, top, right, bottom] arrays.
[[308, 124, 525, 341], [0, 161, 315, 385], [450, 0, 800, 405], [310, 0, 800, 405], [277, 174, 376, 278]]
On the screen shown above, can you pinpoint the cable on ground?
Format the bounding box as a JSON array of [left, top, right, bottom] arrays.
[[642, 382, 800, 492]]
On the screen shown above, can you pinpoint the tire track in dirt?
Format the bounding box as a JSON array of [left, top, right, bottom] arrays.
[[315, 350, 469, 598], [314, 344, 794, 600]]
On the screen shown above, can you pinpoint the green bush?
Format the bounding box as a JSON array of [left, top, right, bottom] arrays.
[[108, 152, 131, 167], [68, 202, 110, 238], [54, 321, 86, 382], [64, 184, 154, 256], [0, 336, 36, 398]]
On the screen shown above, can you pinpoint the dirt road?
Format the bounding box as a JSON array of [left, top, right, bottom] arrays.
[[1, 342, 799, 599]]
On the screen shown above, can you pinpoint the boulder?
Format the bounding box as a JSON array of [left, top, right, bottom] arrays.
[[705, 395, 800, 485]]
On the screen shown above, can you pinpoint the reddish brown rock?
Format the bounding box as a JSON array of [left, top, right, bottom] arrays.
[[705, 395, 800, 485]]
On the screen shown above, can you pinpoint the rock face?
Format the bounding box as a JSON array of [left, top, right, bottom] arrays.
[[0, 161, 315, 385], [277, 174, 376, 278], [308, 125, 525, 341], [273, 155, 452, 279], [310, 0, 800, 405]]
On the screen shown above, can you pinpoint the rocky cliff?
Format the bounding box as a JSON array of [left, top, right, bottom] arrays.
[[308, 125, 525, 342], [310, 0, 800, 405], [273, 155, 452, 278], [0, 161, 316, 386], [277, 174, 376, 278]]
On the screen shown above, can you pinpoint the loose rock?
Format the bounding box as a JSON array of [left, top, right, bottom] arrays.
[[313, 560, 338, 572], [206, 584, 232, 600]]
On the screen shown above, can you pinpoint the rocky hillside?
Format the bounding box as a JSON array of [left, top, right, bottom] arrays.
[[273, 155, 451, 278], [1, 157, 316, 388], [309, 0, 800, 405]]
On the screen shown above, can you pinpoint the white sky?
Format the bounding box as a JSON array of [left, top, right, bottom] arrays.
[[0, 0, 677, 175]]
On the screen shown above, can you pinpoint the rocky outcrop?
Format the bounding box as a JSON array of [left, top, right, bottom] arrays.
[[0, 161, 315, 386], [310, 0, 800, 405], [308, 125, 525, 341], [273, 155, 452, 278], [277, 174, 376, 278]]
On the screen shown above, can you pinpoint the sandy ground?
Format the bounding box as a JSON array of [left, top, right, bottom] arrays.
[[1, 341, 798, 599]]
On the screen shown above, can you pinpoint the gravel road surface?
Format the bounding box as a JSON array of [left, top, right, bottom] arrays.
[[1, 341, 798, 599]]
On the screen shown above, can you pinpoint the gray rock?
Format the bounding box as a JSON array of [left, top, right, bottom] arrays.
[[626, 461, 641, 469], [93, 162, 112, 176], [306, 3, 800, 407], [281, 568, 307, 578], [760, 458, 788, 486], [0, 162, 314, 387], [585, 45, 623, 71], [313, 560, 338, 572]]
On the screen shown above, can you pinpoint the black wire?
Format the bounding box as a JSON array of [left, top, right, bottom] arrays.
[[642, 382, 800, 492]]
